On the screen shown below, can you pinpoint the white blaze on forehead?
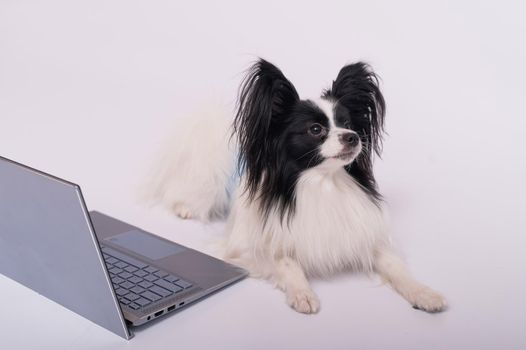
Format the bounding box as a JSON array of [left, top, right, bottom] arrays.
[[312, 98, 348, 159], [312, 98, 336, 128]]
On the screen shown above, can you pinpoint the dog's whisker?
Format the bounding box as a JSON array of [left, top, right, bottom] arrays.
[[295, 148, 319, 161]]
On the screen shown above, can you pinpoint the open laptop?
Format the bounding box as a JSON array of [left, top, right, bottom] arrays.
[[0, 155, 247, 339]]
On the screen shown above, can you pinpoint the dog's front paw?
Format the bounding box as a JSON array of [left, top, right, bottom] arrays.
[[172, 203, 193, 219], [411, 286, 447, 313], [286, 289, 320, 314]]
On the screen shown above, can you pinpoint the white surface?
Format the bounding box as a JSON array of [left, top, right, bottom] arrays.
[[1, 1, 525, 349]]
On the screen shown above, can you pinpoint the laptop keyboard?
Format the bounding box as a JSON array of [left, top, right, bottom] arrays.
[[100, 245, 193, 311]]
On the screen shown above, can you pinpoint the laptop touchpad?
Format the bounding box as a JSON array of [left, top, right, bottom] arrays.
[[105, 230, 185, 260]]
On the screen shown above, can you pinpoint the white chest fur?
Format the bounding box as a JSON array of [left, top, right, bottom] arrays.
[[287, 167, 387, 276], [226, 168, 388, 278], [287, 169, 387, 275]]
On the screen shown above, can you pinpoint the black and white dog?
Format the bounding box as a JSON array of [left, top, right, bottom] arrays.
[[149, 59, 446, 314]]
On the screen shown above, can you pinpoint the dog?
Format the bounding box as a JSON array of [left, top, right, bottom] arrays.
[[147, 58, 447, 314]]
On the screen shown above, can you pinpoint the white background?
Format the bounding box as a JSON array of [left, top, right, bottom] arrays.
[[1, 1, 525, 349]]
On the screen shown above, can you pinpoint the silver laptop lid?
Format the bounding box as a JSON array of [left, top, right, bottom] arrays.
[[0, 156, 131, 340]]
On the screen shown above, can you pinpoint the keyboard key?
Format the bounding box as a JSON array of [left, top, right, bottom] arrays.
[[130, 286, 145, 294], [154, 270, 169, 278], [109, 267, 123, 275], [101, 246, 148, 269], [128, 276, 143, 284], [150, 285, 172, 297], [144, 266, 158, 274], [175, 280, 193, 289], [124, 266, 138, 273], [113, 284, 119, 290], [103, 253, 110, 259], [134, 269, 148, 278], [115, 288, 128, 296], [154, 279, 183, 293], [164, 275, 179, 283], [141, 291, 161, 302], [120, 281, 135, 289], [118, 271, 133, 279], [124, 293, 139, 301], [144, 274, 158, 282], [129, 303, 140, 310], [115, 261, 128, 269], [105, 257, 118, 265], [119, 298, 130, 305], [138, 281, 153, 289], [112, 276, 125, 285], [135, 298, 151, 307]]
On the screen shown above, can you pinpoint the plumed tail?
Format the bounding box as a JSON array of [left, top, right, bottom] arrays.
[[141, 103, 237, 222]]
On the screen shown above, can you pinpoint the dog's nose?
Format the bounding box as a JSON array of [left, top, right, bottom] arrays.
[[340, 132, 359, 147]]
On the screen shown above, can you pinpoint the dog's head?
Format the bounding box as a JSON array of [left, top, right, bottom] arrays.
[[234, 59, 385, 218]]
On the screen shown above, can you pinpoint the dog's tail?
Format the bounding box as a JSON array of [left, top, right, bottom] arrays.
[[141, 103, 237, 222]]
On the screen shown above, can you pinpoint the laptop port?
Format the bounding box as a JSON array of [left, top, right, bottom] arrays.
[[167, 305, 175, 312], [154, 310, 164, 317], [179, 302, 185, 307]]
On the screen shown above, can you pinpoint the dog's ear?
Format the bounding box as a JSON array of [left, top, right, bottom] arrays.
[[324, 62, 386, 200], [324, 62, 385, 157], [234, 58, 299, 199]]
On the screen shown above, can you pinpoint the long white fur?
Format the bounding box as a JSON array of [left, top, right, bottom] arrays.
[[142, 104, 236, 222], [149, 99, 447, 314]]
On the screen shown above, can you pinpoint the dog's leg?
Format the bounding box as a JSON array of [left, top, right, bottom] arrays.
[[273, 257, 320, 314], [374, 245, 447, 312], [172, 203, 193, 219]]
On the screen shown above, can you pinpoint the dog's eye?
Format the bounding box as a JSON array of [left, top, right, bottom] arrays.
[[309, 123, 325, 136]]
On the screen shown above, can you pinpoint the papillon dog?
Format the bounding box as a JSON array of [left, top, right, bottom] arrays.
[[148, 59, 446, 314]]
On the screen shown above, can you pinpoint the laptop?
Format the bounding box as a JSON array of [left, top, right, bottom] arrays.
[[0, 155, 247, 339]]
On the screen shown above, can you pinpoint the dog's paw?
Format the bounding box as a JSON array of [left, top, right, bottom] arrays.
[[172, 203, 193, 219], [286, 289, 320, 314], [411, 286, 447, 313]]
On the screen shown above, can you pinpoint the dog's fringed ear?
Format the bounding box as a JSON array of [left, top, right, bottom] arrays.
[[324, 62, 385, 157], [324, 62, 386, 200], [234, 58, 299, 199]]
